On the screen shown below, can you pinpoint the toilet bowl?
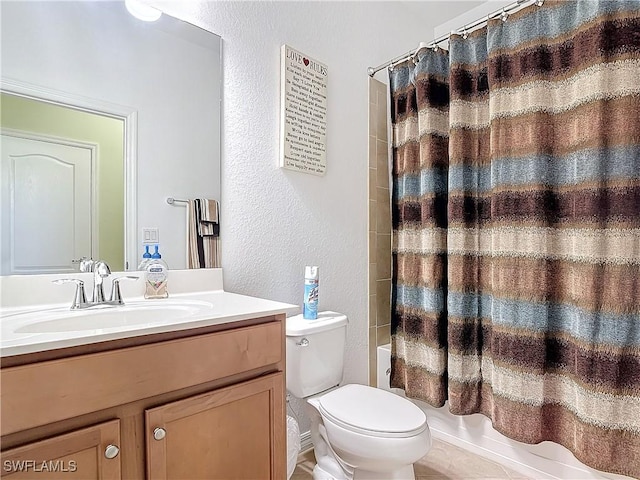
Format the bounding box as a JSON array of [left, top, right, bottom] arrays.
[[286, 312, 431, 480], [307, 384, 431, 479]]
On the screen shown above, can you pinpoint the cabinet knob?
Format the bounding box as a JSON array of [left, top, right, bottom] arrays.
[[153, 427, 166, 440], [104, 444, 120, 459]]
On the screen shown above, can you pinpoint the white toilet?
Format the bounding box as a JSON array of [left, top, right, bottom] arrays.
[[286, 311, 431, 480]]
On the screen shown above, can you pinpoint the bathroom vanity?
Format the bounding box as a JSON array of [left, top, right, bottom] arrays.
[[0, 269, 296, 479]]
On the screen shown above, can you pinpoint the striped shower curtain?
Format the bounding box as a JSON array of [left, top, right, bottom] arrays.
[[389, 1, 640, 477]]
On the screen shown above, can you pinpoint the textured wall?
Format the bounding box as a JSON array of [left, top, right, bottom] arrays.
[[152, 0, 480, 435]]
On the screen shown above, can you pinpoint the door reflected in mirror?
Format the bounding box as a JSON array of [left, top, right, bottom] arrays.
[[1, 95, 125, 274], [0, 1, 222, 274]]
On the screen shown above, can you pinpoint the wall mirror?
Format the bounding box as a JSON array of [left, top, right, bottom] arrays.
[[0, 1, 221, 275]]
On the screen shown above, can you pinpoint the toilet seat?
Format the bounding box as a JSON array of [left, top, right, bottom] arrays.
[[317, 384, 427, 438]]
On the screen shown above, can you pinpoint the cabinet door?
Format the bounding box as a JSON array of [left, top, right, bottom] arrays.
[[146, 373, 285, 480], [1, 419, 121, 479]]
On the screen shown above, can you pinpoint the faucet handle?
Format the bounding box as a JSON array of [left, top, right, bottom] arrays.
[[110, 276, 139, 305], [79, 257, 95, 273], [53, 278, 88, 310]]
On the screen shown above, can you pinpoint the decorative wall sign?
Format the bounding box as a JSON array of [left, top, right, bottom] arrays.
[[279, 45, 327, 176]]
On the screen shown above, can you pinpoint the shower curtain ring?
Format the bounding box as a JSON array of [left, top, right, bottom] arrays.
[[536, 0, 544, 6], [500, 8, 509, 22], [388, 64, 394, 73], [462, 27, 469, 40], [411, 55, 418, 65]]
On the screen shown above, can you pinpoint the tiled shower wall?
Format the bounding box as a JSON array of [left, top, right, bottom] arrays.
[[368, 77, 391, 387]]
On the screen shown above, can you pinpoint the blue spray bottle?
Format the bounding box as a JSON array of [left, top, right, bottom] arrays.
[[303, 266, 319, 320]]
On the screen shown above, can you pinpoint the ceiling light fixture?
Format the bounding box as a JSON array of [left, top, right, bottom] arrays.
[[125, 0, 162, 22]]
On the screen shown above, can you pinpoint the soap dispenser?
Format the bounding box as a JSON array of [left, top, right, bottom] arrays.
[[144, 245, 169, 299], [138, 245, 152, 270]]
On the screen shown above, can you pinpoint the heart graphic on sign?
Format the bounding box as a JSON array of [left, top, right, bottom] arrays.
[[303, 58, 310, 66]]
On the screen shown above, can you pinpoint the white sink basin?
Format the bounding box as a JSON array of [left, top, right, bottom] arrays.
[[8, 300, 215, 334], [0, 284, 298, 357]]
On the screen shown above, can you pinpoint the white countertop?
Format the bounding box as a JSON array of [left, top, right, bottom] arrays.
[[0, 269, 298, 357]]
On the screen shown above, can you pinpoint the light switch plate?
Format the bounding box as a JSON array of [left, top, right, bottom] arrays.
[[142, 228, 159, 245]]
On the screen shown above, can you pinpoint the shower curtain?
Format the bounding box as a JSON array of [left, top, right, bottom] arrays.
[[389, 1, 640, 477]]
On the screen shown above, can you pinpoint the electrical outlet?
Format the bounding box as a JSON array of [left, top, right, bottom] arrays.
[[142, 228, 159, 245]]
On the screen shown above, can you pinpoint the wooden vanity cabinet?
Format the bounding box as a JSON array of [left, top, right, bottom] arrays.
[[1, 420, 121, 479], [146, 373, 284, 479], [0, 314, 286, 480]]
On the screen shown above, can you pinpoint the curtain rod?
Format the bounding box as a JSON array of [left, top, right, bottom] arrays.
[[367, 0, 540, 77]]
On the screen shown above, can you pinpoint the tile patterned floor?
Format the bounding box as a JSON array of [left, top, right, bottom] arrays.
[[292, 438, 531, 480]]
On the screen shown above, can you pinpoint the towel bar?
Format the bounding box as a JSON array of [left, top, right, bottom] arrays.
[[166, 197, 188, 205]]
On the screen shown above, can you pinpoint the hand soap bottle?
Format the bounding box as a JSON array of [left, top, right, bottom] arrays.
[[138, 245, 152, 270], [144, 245, 169, 299]]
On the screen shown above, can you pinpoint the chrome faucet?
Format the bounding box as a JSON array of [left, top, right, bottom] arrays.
[[54, 259, 138, 309], [91, 260, 111, 303]]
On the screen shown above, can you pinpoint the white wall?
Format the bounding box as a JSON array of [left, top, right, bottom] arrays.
[[0, 1, 221, 270], [152, 0, 480, 432], [433, 0, 512, 38]]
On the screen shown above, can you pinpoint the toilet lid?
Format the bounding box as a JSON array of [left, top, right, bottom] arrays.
[[318, 384, 427, 438]]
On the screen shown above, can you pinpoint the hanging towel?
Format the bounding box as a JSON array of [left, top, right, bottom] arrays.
[[196, 198, 220, 237], [187, 199, 221, 269]]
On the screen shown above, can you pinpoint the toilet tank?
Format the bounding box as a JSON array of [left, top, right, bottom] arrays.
[[285, 311, 348, 398]]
